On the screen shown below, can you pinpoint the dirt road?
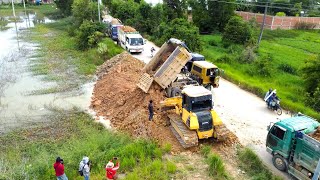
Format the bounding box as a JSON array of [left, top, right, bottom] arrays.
[[133, 41, 291, 179]]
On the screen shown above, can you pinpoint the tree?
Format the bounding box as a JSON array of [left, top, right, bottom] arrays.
[[207, 0, 236, 32], [222, 16, 253, 45], [188, 0, 212, 33], [75, 20, 105, 50], [72, 0, 99, 26], [163, 0, 187, 21], [153, 18, 201, 51], [54, 0, 74, 16]]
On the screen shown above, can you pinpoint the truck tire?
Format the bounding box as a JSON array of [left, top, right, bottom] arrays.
[[171, 88, 181, 97], [272, 154, 287, 172]]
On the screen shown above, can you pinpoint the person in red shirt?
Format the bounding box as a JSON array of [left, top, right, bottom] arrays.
[[105, 157, 120, 180], [53, 157, 68, 180]]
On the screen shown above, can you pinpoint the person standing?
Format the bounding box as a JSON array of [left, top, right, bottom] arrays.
[[105, 157, 120, 180], [79, 156, 91, 180], [53, 157, 68, 180], [148, 100, 153, 121]]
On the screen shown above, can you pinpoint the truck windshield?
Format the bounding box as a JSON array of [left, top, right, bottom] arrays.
[[129, 38, 143, 46], [191, 100, 212, 111], [112, 27, 117, 34]]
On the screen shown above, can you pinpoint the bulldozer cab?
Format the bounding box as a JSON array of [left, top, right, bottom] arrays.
[[181, 86, 213, 112], [191, 61, 220, 88]]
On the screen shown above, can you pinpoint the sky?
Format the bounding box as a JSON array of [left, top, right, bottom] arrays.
[[144, 0, 162, 5]]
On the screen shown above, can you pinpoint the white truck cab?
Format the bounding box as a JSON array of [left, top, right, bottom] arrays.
[[118, 26, 145, 53]]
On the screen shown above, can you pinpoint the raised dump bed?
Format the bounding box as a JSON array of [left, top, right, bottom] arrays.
[[137, 38, 192, 93]]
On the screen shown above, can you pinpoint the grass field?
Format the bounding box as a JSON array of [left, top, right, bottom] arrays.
[[201, 30, 320, 118], [0, 112, 177, 179]]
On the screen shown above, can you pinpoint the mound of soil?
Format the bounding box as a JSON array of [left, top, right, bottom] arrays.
[[310, 127, 320, 141], [91, 52, 239, 152]]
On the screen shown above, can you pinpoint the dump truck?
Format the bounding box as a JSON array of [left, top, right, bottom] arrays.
[[266, 114, 320, 180], [160, 85, 230, 148], [117, 26, 144, 53], [137, 38, 220, 96], [106, 18, 123, 40]]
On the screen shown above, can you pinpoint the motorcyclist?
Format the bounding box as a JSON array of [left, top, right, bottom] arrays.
[[264, 88, 273, 106], [269, 92, 280, 108]]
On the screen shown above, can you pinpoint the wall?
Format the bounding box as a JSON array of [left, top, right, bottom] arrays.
[[236, 11, 320, 30]]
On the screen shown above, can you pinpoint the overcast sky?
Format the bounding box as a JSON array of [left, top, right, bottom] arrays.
[[144, 0, 162, 5]]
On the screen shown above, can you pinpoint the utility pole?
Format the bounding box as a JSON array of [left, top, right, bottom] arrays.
[[257, 1, 268, 46], [11, 0, 20, 50], [22, 0, 28, 28], [98, 0, 101, 23]]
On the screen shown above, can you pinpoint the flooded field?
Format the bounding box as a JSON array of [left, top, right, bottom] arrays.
[[0, 11, 94, 134]]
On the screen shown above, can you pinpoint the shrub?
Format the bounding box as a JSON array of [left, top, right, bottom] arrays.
[[206, 153, 228, 179], [216, 55, 233, 63], [254, 55, 273, 77], [238, 46, 257, 63], [227, 44, 243, 54], [301, 55, 320, 94], [275, 12, 286, 16], [75, 20, 104, 50], [294, 22, 317, 30], [200, 145, 211, 157], [222, 16, 253, 45], [208, 39, 218, 46], [305, 87, 320, 112], [166, 161, 177, 173], [278, 63, 297, 75]]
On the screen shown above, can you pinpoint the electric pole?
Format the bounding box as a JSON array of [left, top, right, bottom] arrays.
[[98, 0, 101, 23], [11, 0, 20, 50], [257, 1, 268, 46]]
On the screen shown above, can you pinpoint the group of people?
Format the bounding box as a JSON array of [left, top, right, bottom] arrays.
[[53, 156, 120, 180], [264, 88, 280, 108]]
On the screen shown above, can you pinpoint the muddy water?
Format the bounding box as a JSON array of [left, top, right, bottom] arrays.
[[0, 12, 94, 134]]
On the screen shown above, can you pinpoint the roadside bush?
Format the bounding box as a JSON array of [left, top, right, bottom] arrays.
[[294, 22, 317, 30], [238, 46, 257, 63], [305, 87, 320, 112], [55, 0, 74, 16], [75, 20, 105, 50], [278, 63, 297, 75], [222, 16, 253, 45], [254, 55, 273, 77], [227, 44, 243, 54], [301, 55, 320, 94]]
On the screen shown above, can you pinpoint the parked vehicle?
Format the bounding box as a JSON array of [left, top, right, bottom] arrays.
[[106, 18, 123, 40], [266, 114, 320, 179], [117, 26, 145, 53]]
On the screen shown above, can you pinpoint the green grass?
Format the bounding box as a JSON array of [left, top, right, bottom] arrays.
[[200, 145, 230, 179], [0, 112, 176, 179], [0, 4, 59, 17], [25, 17, 123, 93], [201, 30, 320, 119], [238, 148, 283, 180]]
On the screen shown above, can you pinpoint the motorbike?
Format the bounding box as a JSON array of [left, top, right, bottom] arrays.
[[150, 47, 155, 58], [268, 99, 282, 115]]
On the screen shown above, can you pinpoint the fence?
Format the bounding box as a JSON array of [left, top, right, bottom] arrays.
[[236, 11, 320, 30]]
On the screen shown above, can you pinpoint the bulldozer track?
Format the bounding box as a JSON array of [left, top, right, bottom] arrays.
[[168, 113, 198, 148], [215, 124, 230, 141]]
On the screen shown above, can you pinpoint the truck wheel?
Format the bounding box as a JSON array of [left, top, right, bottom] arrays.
[[171, 88, 181, 97], [272, 154, 287, 172]]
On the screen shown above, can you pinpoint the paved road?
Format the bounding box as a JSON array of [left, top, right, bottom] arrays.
[[132, 41, 291, 179]]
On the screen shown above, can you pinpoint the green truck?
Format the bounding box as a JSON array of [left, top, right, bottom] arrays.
[[266, 114, 320, 179]]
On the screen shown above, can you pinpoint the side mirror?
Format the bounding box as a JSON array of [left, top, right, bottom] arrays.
[[267, 122, 274, 131], [143, 39, 147, 45]]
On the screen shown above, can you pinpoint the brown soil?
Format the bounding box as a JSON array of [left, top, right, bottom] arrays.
[[91, 52, 239, 153], [310, 127, 320, 141], [120, 26, 136, 32]]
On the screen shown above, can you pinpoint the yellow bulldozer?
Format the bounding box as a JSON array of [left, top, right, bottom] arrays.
[[161, 85, 229, 148]]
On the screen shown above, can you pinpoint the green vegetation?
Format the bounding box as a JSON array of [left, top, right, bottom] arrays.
[[0, 4, 59, 18], [26, 17, 122, 94], [0, 112, 176, 179], [200, 145, 230, 179], [201, 30, 320, 118], [238, 148, 283, 180]]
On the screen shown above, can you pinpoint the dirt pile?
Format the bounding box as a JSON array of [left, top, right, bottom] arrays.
[[91, 52, 239, 152], [310, 127, 320, 141]]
